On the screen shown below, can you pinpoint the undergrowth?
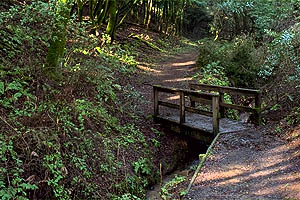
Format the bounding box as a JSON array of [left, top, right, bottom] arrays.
[[194, 24, 300, 126], [0, 38, 155, 199], [0, 1, 194, 199]]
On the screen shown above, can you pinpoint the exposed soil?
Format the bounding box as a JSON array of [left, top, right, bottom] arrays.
[[136, 48, 198, 100], [133, 47, 300, 200], [186, 127, 300, 200]]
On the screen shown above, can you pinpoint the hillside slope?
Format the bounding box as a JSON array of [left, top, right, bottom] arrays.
[[0, 2, 199, 198]]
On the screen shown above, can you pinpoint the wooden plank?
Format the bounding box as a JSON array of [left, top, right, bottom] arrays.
[[190, 96, 212, 105], [154, 115, 179, 124], [212, 96, 220, 136], [154, 87, 159, 116], [185, 106, 213, 117], [158, 101, 180, 109], [154, 115, 213, 144], [220, 102, 255, 113], [153, 85, 218, 99], [153, 85, 179, 94], [180, 91, 185, 124], [182, 89, 218, 99], [190, 83, 260, 96], [181, 124, 213, 144]]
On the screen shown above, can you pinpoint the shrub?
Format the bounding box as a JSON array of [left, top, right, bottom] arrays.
[[196, 36, 263, 88], [259, 23, 300, 112]]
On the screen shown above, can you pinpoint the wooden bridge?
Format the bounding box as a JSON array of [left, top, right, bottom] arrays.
[[153, 83, 262, 144]]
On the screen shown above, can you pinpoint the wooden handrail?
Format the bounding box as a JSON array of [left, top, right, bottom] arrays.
[[153, 85, 220, 135], [189, 83, 260, 96], [153, 85, 179, 94], [189, 83, 262, 125], [153, 85, 219, 98], [158, 101, 180, 109]]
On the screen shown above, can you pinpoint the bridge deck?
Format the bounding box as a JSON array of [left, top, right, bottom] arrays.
[[155, 113, 249, 143], [163, 113, 247, 133]]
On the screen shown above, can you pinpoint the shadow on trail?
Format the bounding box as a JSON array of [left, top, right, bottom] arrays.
[[186, 130, 300, 200]]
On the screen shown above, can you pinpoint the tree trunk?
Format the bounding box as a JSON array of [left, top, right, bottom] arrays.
[[106, 0, 117, 41], [146, 0, 153, 29]]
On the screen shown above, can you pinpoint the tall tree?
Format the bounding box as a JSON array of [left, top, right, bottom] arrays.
[[105, 0, 117, 39]]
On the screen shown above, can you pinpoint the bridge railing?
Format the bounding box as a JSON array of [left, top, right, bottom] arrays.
[[153, 85, 220, 135], [189, 83, 262, 125]]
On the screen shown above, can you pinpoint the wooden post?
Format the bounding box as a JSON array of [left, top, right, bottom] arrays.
[[154, 87, 159, 117], [190, 99, 195, 108], [180, 91, 185, 124], [212, 96, 219, 136], [255, 92, 262, 125], [190, 87, 195, 108], [219, 92, 225, 118]]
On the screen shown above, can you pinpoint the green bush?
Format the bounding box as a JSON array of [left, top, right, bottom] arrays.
[[258, 23, 300, 112], [206, 0, 297, 40], [222, 36, 262, 87], [196, 36, 263, 88]]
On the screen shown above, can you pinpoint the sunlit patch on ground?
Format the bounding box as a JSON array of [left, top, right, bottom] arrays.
[[171, 60, 196, 67], [137, 64, 162, 73], [163, 77, 193, 83]]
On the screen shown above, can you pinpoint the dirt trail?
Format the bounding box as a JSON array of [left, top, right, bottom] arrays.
[[136, 49, 300, 200], [138, 50, 198, 88], [136, 50, 198, 116], [186, 128, 300, 200]]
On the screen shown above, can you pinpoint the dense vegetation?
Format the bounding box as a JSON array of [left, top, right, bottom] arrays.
[[0, 0, 198, 199], [1, 0, 300, 199], [194, 0, 300, 125]]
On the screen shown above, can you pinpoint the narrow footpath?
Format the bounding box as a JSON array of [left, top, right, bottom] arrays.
[[136, 49, 300, 200], [135, 50, 198, 116], [186, 128, 300, 200]]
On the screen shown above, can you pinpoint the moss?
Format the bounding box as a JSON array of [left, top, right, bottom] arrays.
[[44, 0, 70, 81], [44, 31, 66, 80]]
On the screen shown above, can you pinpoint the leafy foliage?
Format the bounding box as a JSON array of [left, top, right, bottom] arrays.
[[195, 0, 300, 124], [259, 23, 300, 113], [160, 175, 186, 200], [206, 0, 299, 40], [196, 36, 262, 88], [182, 1, 211, 38], [0, 1, 171, 199]]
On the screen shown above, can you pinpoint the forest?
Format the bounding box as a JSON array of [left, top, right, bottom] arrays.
[[1, 0, 300, 199]]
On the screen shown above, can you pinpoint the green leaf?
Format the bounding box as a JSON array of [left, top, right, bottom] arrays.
[[95, 47, 101, 54], [13, 92, 22, 100], [7, 81, 23, 91], [113, 84, 122, 91], [0, 82, 4, 95]]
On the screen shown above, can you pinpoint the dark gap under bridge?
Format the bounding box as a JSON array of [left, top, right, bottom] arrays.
[[153, 83, 262, 144]]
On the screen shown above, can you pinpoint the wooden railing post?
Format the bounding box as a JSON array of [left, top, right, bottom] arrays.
[[255, 92, 262, 125], [219, 92, 225, 118], [190, 87, 196, 108], [154, 87, 159, 117], [180, 91, 185, 124], [212, 96, 220, 136]]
